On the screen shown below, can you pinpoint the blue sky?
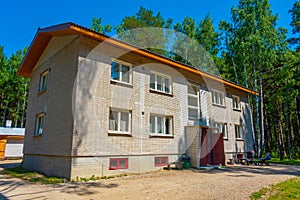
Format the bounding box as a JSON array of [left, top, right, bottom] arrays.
[[0, 0, 296, 57]]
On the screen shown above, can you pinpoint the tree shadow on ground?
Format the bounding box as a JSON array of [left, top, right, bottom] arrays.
[[52, 181, 118, 196], [0, 160, 118, 198], [191, 164, 300, 177], [0, 161, 22, 170]]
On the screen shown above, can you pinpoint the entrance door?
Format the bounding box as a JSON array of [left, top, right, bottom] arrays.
[[200, 129, 225, 166], [0, 136, 7, 160]]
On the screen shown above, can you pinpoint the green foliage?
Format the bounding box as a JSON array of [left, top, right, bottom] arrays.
[[172, 15, 220, 74], [217, 0, 300, 161], [0, 47, 29, 127], [269, 158, 300, 166], [114, 6, 173, 56], [251, 177, 300, 199], [71, 174, 128, 182], [251, 187, 268, 199], [288, 1, 300, 50], [290, 1, 300, 34], [90, 17, 112, 34]]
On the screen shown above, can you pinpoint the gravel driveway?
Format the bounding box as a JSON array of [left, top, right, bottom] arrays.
[[0, 160, 299, 200]]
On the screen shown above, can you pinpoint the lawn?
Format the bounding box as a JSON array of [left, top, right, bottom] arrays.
[[3, 166, 66, 184], [251, 177, 300, 199], [269, 158, 300, 166]]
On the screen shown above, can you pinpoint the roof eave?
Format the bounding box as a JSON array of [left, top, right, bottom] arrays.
[[17, 22, 258, 95]]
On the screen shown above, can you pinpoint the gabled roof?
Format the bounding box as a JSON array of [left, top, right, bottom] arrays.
[[17, 22, 258, 95]]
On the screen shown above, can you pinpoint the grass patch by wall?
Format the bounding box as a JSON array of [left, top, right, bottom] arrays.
[[251, 177, 300, 199], [3, 166, 67, 184]]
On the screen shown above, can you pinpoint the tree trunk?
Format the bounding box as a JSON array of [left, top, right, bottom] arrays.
[[284, 102, 292, 160], [259, 55, 264, 158], [252, 43, 260, 157], [21, 82, 27, 128], [289, 112, 295, 159], [264, 102, 270, 152], [278, 109, 284, 160]]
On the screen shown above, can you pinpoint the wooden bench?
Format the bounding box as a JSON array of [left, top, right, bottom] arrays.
[[168, 162, 183, 170]]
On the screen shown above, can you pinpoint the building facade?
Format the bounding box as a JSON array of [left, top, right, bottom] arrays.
[[18, 23, 256, 180]]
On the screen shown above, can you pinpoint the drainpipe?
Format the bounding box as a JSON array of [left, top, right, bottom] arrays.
[[197, 127, 202, 168], [197, 86, 203, 168]]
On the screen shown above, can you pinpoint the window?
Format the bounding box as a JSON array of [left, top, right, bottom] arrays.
[[111, 60, 132, 84], [34, 113, 44, 135], [150, 115, 173, 135], [109, 109, 131, 133], [212, 90, 225, 106], [235, 125, 243, 139], [215, 122, 228, 139], [38, 70, 49, 93], [232, 95, 241, 110], [154, 157, 168, 166], [109, 158, 128, 170], [150, 72, 172, 94], [188, 84, 199, 119]]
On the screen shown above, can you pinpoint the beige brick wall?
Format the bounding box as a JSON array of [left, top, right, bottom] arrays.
[[22, 155, 72, 179], [23, 35, 253, 179], [22, 35, 79, 177], [185, 126, 200, 168], [72, 37, 190, 159]]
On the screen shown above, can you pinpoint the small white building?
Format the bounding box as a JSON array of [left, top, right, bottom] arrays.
[[0, 127, 25, 159]]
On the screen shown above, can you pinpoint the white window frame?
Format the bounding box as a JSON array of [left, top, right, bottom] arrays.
[[232, 95, 241, 110], [150, 114, 173, 135], [188, 84, 200, 120], [109, 108, 132, 134], [34, 113, 44, 135], [212, 89, 225, 106], [215, 122, 228, 139], [110, 59, 132, 84], [38, 70, 49, 93], [150, 71, 172, 94], [235, 124, 243, 140]]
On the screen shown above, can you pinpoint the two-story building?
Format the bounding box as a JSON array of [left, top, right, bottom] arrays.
[[18, 22, 257, 180]]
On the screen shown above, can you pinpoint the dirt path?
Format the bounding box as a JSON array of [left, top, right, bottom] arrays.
[[0, 160, 299, 200]]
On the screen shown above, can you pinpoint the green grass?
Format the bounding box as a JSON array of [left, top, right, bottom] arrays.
[[4, 166, 131, 184], [251, 177, 300, 199], [3, 166, 66, 184], [269, 158, 300, 166]]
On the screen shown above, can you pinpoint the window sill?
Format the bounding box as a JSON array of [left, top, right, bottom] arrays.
[[223, 137, 228, 140], [108, 131, 132, 137], [110, 80, 133, 88], [33, 133, 42, 137], [149, 89, 173, 97], [236, 138, 244, 141], [38, 90, 46, 96], [109, 167, 128, 170], [212, 103, 226, 108], [149, 134, 174, 138], [233, 108, 241, 112], [155, 164, 168, 167]]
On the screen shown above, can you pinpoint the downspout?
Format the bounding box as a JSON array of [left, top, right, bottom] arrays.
[[197, 86, 203, 168], [197, 127, 202, 168]]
